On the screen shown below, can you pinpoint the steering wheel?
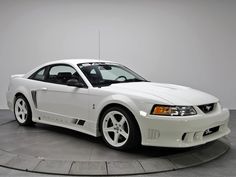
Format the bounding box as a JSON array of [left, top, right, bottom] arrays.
[[115, 75, 127, 81]]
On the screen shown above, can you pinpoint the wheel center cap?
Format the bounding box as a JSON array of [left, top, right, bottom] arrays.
[[114, 127, 119, 131]]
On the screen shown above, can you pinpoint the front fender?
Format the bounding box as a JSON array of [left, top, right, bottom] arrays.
[[92, 94, 146, 136], [97, 94, 140, 116]]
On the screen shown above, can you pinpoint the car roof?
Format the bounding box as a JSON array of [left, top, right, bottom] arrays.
[[44, 59, 114, 66], [23, 59, 117, 78]]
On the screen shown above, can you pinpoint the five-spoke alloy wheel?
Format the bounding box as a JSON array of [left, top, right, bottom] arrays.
[[100, 106, 140, 150], [14, 95, 34, 126]]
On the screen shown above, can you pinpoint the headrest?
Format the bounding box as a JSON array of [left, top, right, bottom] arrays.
[[57, 72, 72, 79]]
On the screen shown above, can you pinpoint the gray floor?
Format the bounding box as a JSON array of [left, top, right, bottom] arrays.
[[0, 110, 235, 177]]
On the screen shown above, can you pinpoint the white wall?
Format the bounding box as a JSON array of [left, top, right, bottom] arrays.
[[0, 0, 235, 109]]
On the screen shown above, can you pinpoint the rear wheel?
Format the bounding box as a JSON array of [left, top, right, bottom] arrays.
[[14, 95, 34, 126], [100, 106, 140, 150]]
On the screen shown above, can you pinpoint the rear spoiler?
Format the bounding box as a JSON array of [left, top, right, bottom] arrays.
[[11, 74, 25, 79]]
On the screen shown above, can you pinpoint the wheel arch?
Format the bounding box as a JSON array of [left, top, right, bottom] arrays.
[[14, 91, 30, 103], [98, 102, 142, 143], [15, 92, 26, 99], [13, 87, 34, 115], [14, 91, 35, 126]]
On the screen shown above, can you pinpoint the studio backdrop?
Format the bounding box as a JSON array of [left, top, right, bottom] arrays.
[[0, 0, 235, 109]]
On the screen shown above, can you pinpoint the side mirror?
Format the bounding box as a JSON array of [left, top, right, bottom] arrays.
[[66, 78, 85, 88]]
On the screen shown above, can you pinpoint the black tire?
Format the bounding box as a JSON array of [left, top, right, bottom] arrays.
[[14, 95, 34, 126], [100, 106, 141, 150]]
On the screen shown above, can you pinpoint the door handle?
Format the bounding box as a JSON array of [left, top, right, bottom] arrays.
[[41, 87, 48, 91]]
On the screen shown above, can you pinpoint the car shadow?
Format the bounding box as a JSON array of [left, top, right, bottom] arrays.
[[26, 122, 206, 158]]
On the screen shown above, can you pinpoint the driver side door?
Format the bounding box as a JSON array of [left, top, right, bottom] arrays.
[[36, 64, 89, 127]]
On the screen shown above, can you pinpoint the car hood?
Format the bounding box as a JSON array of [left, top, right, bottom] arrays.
[[104, 82, 218, 106]]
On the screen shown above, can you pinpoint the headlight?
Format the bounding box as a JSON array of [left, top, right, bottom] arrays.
[[151, 105, 197, 116]]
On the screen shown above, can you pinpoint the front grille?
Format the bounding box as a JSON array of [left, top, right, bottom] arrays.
[[198, 103, 215, 113]]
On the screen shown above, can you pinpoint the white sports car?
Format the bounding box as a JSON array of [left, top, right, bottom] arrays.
[[6, 59, 230, 150]]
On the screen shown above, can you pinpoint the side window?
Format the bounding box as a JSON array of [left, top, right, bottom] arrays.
[[49, 65, 76, 76], [30, 67, 46, 81], [47, 65, 85, 86]]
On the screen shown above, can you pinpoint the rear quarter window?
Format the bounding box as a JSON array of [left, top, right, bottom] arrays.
[[29, 67, 46, 81]]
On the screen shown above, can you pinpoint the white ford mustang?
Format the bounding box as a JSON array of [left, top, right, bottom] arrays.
[[6, 59, 230, 150]]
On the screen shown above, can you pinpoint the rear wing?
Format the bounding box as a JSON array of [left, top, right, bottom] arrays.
[[8, 74, 25, 87], [11, 74, 25, 79]]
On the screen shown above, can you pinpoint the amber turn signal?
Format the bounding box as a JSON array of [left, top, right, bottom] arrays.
[[152, 106, 171, 115]]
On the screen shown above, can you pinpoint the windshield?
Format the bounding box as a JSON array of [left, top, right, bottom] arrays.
[[78, 62, 147, 87]]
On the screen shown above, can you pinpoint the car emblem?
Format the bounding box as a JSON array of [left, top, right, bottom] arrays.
[[206, 105, 212, 111]]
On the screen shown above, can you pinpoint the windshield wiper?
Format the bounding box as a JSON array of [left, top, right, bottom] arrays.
[[94, 79, 148, 87], [124, 78, 147, 82], [94, 80, 118, 87]]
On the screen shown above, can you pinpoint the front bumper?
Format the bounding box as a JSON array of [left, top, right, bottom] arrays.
[[138, 108, 230, 148]]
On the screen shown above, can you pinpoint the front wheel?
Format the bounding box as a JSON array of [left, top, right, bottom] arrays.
[[14, 95, 34, 126], [100, 107, 140, 150]]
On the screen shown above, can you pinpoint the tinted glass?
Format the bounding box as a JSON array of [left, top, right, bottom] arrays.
[[30, 68, 46, 81], [47, 65, 85, 85]]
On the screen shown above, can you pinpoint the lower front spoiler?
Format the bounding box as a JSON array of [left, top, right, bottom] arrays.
[[139, 108, 230, 148]]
